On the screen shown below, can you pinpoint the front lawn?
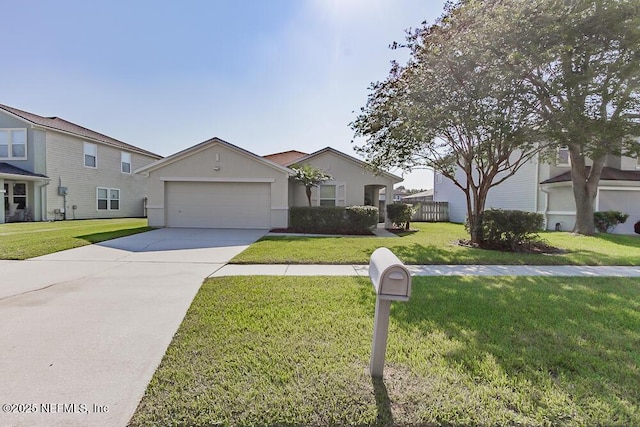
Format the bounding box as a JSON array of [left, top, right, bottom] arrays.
[[231, 222, 640, 265], [0, 218, 152, 259], [130, 276, 640, 426]]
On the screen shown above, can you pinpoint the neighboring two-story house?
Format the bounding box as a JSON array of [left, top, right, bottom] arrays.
[[433, 146, 640, 234], [0, 104, 162, 224]]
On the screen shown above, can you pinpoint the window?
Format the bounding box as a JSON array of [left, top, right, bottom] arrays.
[[319, 185, 336, 206], [0, 129, 27, 159], [557, 146, 570, 166], [84, 142, 97, 168], [436, 173, 443, 185], [4, 182, 27, 210], [121, 152, 131, 174], [97, 187, 119, 211]]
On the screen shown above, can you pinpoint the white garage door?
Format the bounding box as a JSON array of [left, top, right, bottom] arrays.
[[165, 181, 271, 228]]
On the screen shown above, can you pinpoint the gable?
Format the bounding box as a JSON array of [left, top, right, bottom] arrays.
[[295, 149, 403, 184], [139, 138, 293, 180]]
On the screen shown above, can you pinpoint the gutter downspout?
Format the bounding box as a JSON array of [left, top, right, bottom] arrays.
[[539, 186, 550, 230], [38, 180, 51, 221]]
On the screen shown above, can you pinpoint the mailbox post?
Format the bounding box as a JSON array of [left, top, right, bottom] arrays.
[[368, 247, 412, 378]]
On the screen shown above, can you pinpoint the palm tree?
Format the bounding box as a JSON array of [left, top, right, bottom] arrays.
[[291, 164, 332, 207]]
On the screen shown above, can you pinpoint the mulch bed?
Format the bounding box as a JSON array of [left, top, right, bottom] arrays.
[[270, 228, 374, 236], [458, 239, 567, 254]]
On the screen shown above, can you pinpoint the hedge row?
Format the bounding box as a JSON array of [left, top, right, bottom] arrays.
[[289, 206, 378, 234]]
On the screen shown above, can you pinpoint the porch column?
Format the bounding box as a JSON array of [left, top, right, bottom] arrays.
[[0, 178, 4, 224], [384, 183, 393, 228]]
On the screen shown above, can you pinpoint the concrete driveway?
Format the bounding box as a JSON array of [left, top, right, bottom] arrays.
[[0, 228, 267, 427]]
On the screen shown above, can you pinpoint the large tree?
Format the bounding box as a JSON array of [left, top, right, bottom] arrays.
[[470, 0, 640, 235], [352, 2, 545, 244]]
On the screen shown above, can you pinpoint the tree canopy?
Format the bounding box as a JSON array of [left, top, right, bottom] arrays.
[[353, 0, 640, 237]]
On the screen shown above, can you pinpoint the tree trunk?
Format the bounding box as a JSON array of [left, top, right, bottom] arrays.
[[306, 187, 312, 207], [569, 147, 605, 235]]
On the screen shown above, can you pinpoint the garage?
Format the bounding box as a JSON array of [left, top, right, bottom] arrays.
[[165, 181, 271, 228]]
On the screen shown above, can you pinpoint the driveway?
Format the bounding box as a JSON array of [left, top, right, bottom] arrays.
[[0, 228, 267, 427]]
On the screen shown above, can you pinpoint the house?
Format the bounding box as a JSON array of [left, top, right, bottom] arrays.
[[402, 189, 434, 203], [136, 139, 402, 229], [0, 104, 162, 224], [433, 147, 640, 234], [378, 188, 409, 203]]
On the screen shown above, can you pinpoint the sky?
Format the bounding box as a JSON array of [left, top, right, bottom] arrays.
[[1, 0, 446, 190]]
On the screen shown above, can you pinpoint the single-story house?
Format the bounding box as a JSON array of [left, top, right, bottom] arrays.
[[136, 138, 403, 229]]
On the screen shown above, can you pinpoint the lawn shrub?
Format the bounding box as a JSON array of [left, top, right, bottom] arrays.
[[635, 220, 640, 235], [345, 205, 378, 230], [594, 210, 629, 233], [481, 209, 544, 251], [386, 203, 414, 229], [289, 206, 376, 234]]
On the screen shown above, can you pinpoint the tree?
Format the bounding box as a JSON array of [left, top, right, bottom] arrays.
[[475, 0, 640, 235], [351, 2, 545, 244], [290, 164, 332, 207]]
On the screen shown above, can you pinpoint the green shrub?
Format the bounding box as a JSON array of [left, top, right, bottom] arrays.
[[481, 209, 544, 251], [289, 206, 377, 234], [594, 211, 629, 233], [386, 203, 414, 229], [345, 206, 378, 230]]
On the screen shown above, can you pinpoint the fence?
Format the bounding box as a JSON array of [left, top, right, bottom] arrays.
[[410, 201, 449, 222]]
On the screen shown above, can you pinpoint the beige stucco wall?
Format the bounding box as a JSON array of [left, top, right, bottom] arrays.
[[45, 131, 158, 220], [144, 141, 290, 228], [289, 151, 399, 207]]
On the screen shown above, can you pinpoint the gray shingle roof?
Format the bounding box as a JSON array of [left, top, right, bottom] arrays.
[[0, 104, 161, 159], [0, 162, 49, 179], [541, 167, 640, 184]]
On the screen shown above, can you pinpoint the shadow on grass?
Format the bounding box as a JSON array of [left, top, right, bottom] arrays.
[[76, 226, 152, 243], [378, 276, 640, 422], [591, 232, 640, 248], [372, 377, 393, 426]]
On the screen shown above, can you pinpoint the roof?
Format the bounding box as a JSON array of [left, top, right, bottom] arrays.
[[283, 147, 403, 182], [540, 167, 640, 184], [135, 137, 294, 175], [263, 150, 308, 166], [0, 162, 49, 181], [403, 189, 434, 199], [0, 104, 161, 159]]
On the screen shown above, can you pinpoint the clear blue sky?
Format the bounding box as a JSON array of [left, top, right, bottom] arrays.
[[1, 0, 446, 190]]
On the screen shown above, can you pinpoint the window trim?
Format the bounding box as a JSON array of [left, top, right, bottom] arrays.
[[84, 142, 97, 169], [557, 145, 570, 166], [97, 187, 120, 211], [315, 182, 346, 207], [121, 152, 132, 174], [0, 128, 28, 160]]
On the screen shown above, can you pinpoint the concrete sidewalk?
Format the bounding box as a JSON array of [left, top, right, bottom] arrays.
[[211, 264, 640, 277]]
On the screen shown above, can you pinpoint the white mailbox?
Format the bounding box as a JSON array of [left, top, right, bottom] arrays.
[[368, 247, 412, 378], [369, 247, 412, 301]]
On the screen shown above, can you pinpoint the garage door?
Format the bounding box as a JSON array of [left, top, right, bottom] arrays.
[[165, 181, 271, 228]]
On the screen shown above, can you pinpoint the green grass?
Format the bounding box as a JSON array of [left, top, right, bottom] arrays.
[[130, 276, 640, 426], [231, 222, 640, 265], [0, 218, 152, 259]]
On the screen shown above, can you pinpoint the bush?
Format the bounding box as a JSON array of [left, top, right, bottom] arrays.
[[289, 206, 378, 234], [634, 220, 640, 235], [345, 206, 378, 230], [386, 203, 414, 229], [481, 209, 544, 251], [594, 211, 629, 233]]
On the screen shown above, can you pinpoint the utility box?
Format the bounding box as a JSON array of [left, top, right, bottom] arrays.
[[58, 187, 68, 196], [369, 247, 412, 301]]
